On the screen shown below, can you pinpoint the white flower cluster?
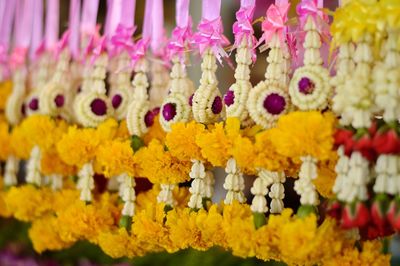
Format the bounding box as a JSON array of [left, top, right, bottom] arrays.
[[126, 59, 151, 137], [6, 69, 27, 126], [294, 155, 319, 206], [75, 53, 111, 127], [118, 173, 136, 217], [157, 184, 176, 207], [39, 49, 73, 121], [372, 31, 400, 123], [332, 43, 355, 124], [149, 61, 170, 108], [250, 169, 285, 214], [223, 158, 246, 204], [188, 160, 215, 209], [110, 52, 133, 121], [160, 57, 195, 132], [289, 16, 330, 111], [374, 154, 400, 195], [226, 37, 253, 122], [77, 162, 95, 202], [192, 48, 223, 124], [333, 150, 370, 203], [335, 35, 374, 128], [26, 145, 42, 186], [247, 33, 290, 129]]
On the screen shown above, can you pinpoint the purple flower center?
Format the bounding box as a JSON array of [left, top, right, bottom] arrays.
[[211, 96, 223, 114], [298, 77, 315, 95], [28, 98, 39, 111], [112, 94, 123, 109], [224, 90, 235, 106], [188, 94, 194, 106], [162, 103, 177, 121], [90, 98, 107, 116], [54, 94, 65, 107], [263, 93, 286, 115], [144, 110, 155, 127]]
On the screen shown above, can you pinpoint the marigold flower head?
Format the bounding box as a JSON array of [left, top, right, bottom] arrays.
[[41, 148, 76, 176], [98, 228, 145, 258], [166, 208, 212, 251], [314, 151, 338, 199], [95, 140, 137, 178], [196, 122, 232, 167], [56, 126, 100, 167], [268, 111, 336, 161], [4, 185, 54, 222], [132, 203, 172, 253], [29, 215, 74, 253], [166, 121, 206, 162], [135, 140, 191, 184], [230, 135, 256, 174], [253, 130, 290, 172], [56, 193, 119, 244]]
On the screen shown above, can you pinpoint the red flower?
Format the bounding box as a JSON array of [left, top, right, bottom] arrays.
[[370, 194, 390, 231], [326, 201, 342, 222], [354, 135, 376, 162], [334, 129, 354, 155], [373, 129, 400, 155], [341, 202, 370, 229], [368, 121, 377, 137], [387, 198, 400, 231]]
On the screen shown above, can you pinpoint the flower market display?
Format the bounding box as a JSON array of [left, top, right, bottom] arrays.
[[0, 0, 398, 265]]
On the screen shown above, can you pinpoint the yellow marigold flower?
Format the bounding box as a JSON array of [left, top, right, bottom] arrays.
[[222, 201, 256, 258], [277, 213, 347, 265], [323, 240, 391, 266], [29, 215, 74, 253], [135, 186, 159, 212], [132, 203, 173, 253], [0, 121, 11, 161], [52, 189, 80, 212], [95, 140, 137, 178], [225, 117, 241, 139], [41, 149, 76, 176], [135, 140, 191, 184], [96, 118, 119, 141], [98, 228, 145, 258], [56, 126, 100, 167], [166, 208, 212, 251], [0, 80, 12, 111], [230, 135, 256, 174], [56, 193, 119, 244], [253, 130, 290, 172], [166, 121, 206, 161], [143, 115, 166, 145], [268, 111, 336, 161], [10, 125, 35, 159], [195, 205, 227, 248], [4, 185, 54, 222], [196, 122, 232, 167], [314, 152, 338, 199]]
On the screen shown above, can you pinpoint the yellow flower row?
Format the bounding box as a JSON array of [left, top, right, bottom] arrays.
[[0, 184, 389, 265], [0, 110, 337, 196]]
